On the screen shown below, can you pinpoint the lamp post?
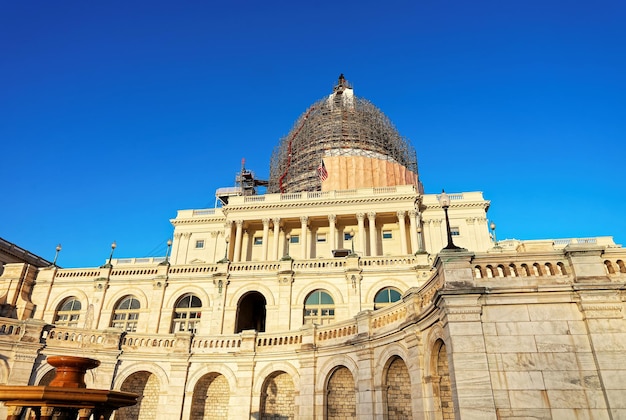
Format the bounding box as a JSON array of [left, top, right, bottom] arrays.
[[416, 226, 424, 253], [101, 241, 117, 268], [490, 221, 499, 248], [160, 239, 173, 265], [348, 229, 357, 257], [439, 190, 462, 250], [218, 236, 230, 263], [282, 233, 292, 260], [52, 244, 62, 267]]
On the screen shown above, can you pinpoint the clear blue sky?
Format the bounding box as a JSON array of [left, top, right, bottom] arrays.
[[2, 1, 625, 268]]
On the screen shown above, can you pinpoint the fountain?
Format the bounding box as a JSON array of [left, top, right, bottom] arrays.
[[0, 356, 137, 420]]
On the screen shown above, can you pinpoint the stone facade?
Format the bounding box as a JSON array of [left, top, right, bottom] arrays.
[[0, 78, 624, 419]]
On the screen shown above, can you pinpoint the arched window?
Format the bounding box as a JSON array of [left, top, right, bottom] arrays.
[[617, 260, 626, 273], [172, 294, 202, 333], [605, 260, 616, 275], [111, 296, 140, 332], [55, 297, 81, 327], [374, 287, 402, 309], [304, 290, 334, 325]]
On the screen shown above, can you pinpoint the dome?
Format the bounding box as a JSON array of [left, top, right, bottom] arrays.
[[268, 75, 421, 194]]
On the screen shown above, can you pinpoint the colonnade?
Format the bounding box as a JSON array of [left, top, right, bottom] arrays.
[[223, 210, 422, 262]]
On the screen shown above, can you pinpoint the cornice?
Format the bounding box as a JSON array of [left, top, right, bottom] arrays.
[[224, 194, 418, 212]]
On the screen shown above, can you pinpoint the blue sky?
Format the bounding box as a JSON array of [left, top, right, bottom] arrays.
[[1, 1, 625, 268]]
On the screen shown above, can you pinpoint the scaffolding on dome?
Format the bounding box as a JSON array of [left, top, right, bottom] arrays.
[[268, 75, 419, 194]]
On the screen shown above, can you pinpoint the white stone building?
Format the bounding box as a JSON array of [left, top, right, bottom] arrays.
[[0, 76, 625, 419]]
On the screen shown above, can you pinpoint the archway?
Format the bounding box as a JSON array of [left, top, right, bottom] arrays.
[[190, 372, 230, 420], [235, 291, 266, 333], [116, 371, 160, 420]]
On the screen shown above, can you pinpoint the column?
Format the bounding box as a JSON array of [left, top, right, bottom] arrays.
[[409, 210, 419, 254], [397, 210, 408, 254], [368, 212, 377, 256], [328, 214, 337, 254], [272, 218, 281, 260], [357, 213, 366, 256], [224, 221, 233, 261], [300, 216, 308, 260], [261, 218, 270, 260], [233, 220, 244, 262]]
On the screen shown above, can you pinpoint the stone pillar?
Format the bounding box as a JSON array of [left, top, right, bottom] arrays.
[[272, 218, 281, 260], [409, 210, 419, 254], [229, 361, 256, 419], [161, 362, 190, 420], [233, 220, 244, 262], [300, 216, 309, 260], [261, 218, 270, 261], [328, 214, 337, 254], [182, 232, 192, 263], [397, 210, 408, 255], [357, 213, 366, 256], [368, 212, 377, 256]]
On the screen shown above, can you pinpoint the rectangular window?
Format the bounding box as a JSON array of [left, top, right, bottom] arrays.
[[316, 233, 326, 243], [382, 230, 393, 239], [195, 240, 205, 249], [253, 237, 263, 245], [451, 227, 460, 236], [290, 235, 299, 244]]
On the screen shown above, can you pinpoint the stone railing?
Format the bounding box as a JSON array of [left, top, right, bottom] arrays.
[[315, 319, 358, 342], [231, 185, 417, 206], [292, 260, 346, 270], [110, 267, 159, 277], [371, 305, 408, 330], [360, 256, 418, 267], [121, 333, 179, 351], [472, 259, 570, 279], [256, 331, 303, 348], [191, 335, 242, 353], [0, 319, 24, 339], [229, 262, 281, 272], [55, 269, 101, 279], [43, 326, 122, 350]]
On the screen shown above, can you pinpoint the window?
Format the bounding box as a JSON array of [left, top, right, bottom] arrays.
[[316, 233, 326, 243], [253, 237, 263, 245], [289, 235, 299, 244], [304, 290, 334, 325], [172, 294, 202, 333], [195, 240, 205, 249], [382, 230, 393, 239], [55, 297, 82, 327], [111, 296, 140, 332], [374, 287, 402, 309], [450, 227, 460, 236]]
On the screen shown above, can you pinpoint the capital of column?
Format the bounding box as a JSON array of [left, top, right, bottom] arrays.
[[356, 213, 365, 222], [174, 232, 183, 239], [272, 217, 281, 225], [262, 218, 270, 226], [235, 220, 244, 228], [396, 210, 406, 219], [300, 216, 309, 225], [328, 214, 337, 223], [367, 212, 376, 220], [408, 209, 418, 218], [182, 232, 192, 239]]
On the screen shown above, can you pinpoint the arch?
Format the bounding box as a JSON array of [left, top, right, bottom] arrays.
[[363, 278, 409, 303], [171, 293, 202, 333], [104, 288, 148, 311], [294, 281, 346, 306], [164, 284, 211, 309], [259, 371, 295, 420], [303, 289, 335, 326], [485, 265, 495, 278], [227, 284, 276, 308], [253, 362, 301, 395], [508, 264, 518, 277], [116, 371, 161, 420], [618, 260, 626, 273], [186, 365, 237, 394], [520, 264, 530, 276], [605, 260, 616, 275], [383, 356, 413, 419], [326, 366, 356, 419], [557, 262, 567, 275], [235, 291, 266, 333], [473, 266, 482, 278], [431, 339, 456, 420], [113, 362, 170, 392], [190, 372, 230, 420], [532, 263, 543, 276], [54, 297, 82, 327], [545, 262, 556, 276], [373, 286, 402, 309], [110, 295, 141, 332], [496, 265, 506, 277]]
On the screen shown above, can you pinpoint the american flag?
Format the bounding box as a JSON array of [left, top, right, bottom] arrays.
[[317, 159, 328, 181]]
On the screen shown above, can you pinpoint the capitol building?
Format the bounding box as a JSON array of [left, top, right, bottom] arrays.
[[1, 76, 625, 419]]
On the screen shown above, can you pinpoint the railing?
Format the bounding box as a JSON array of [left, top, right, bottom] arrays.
[[292, 260, 346, 270], [193, 209, 217, 216], [256, 332, 302, 348], [472, 259, 570, 279], [121, 333, 178, 350], [229, 262, 281, 272], [316, 320, 358, 342], [191, 335, 242, 353], [169, 265, 219, 275], [360, 256, 417, 267], [55, 269, 100, 278]]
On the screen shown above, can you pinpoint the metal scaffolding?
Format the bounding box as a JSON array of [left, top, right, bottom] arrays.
[[268, 75, 418, 193]]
